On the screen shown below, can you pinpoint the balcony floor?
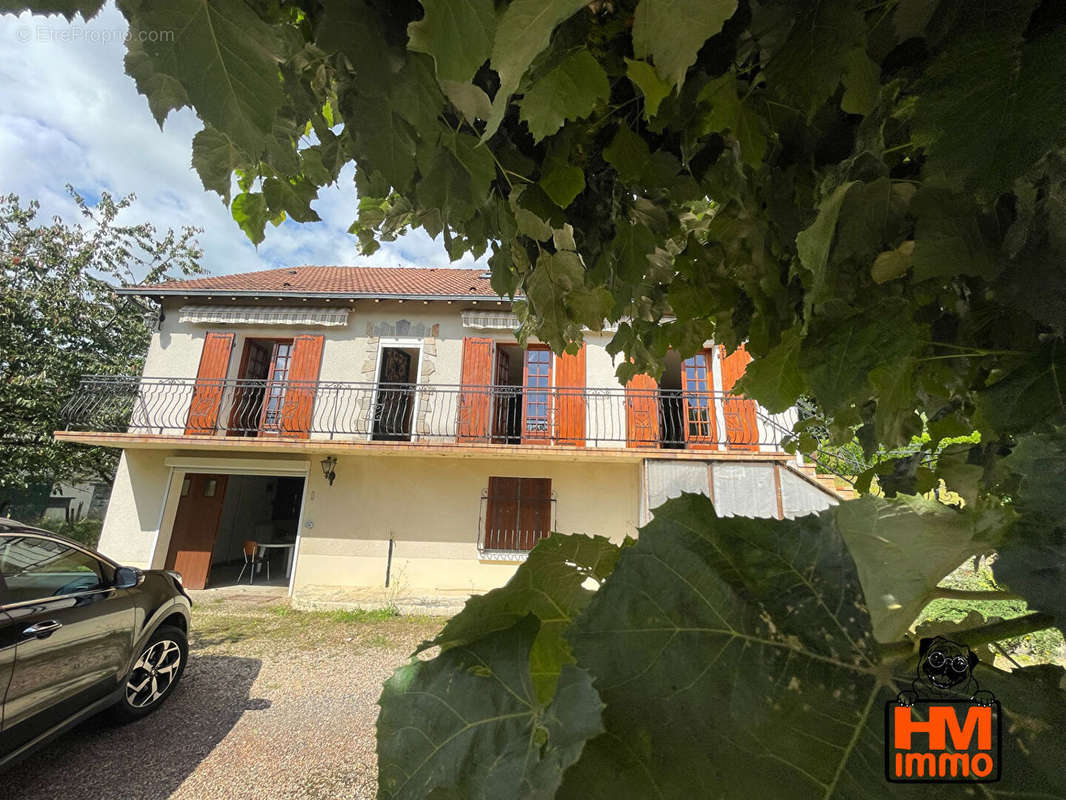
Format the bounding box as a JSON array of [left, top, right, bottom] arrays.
[[54, 430, 794, 464]]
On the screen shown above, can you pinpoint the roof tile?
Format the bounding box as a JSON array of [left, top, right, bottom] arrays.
[[127, 266, 501, 298]]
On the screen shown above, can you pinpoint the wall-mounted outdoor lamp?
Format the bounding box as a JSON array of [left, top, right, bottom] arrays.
[[320, 456, 337, 486]]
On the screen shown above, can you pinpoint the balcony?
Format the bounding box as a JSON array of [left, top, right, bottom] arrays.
[[59, 375, 797, 455]]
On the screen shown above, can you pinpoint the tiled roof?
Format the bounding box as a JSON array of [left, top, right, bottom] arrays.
[[120, 266, 502, 299]]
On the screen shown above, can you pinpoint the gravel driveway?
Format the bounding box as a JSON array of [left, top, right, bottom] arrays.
[[1, 599, 443, 800]]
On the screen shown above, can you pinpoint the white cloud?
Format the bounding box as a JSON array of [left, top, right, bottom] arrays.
[[0, 4, 487, 279]]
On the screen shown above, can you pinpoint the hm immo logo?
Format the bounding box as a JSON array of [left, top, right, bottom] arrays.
[[886, 637, 1001, 783]]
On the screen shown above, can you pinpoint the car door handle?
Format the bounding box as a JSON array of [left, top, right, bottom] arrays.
[[22, 620, 63, 639]]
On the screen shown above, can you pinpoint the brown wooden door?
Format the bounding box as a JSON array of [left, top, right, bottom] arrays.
[[718, 344, 759, 451], [625, 372, 660, 447], [458, 337, 494, 442], [164, 474, 229, 589], [491, 347, 511, 442], [185, 333, 234, 435], [681, 349, 718, 450], [521, 346, 553, 444], [554, 345, 586, 447]]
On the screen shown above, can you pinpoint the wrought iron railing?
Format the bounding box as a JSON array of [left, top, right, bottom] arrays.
[[60, 375, 799, 450]]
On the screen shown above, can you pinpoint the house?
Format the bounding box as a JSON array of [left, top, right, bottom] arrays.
[[55, 266, 846, 603]]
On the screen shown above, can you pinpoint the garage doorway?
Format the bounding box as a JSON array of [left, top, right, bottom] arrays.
[[163, 472, 305, 589]]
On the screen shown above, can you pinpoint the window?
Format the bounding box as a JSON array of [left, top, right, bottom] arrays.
[[523, 347, 552, 438], [0, 535, 113, 606], [230, 338, 295, 435], [482, 477, 553, 553]]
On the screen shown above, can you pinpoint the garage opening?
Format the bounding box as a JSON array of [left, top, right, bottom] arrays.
[[163, 473, 304, 589]]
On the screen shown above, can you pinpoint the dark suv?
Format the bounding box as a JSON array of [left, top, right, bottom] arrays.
[[0, 519, 191, 768]]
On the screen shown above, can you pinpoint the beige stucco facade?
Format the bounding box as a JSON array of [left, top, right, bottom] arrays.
[[80, 287, 840, 602]]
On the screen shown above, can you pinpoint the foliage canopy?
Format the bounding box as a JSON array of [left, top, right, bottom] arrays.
[[6, 0, 1066, 794], [0, 191, 201, 489]]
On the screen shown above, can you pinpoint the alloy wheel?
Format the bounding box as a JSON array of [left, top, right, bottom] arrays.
[[125, 639, 182, 708]]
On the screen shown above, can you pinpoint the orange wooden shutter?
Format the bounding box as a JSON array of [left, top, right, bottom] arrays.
[[185, 332, 234, 435], [681, 349, 718, 450], [280, 334, 324, 439], [458, 337, 494, 442], [554, 345, 586, 446], [484, 476, 519, 550], [718, 344, 759, 451], [625, 372, 660, 448]]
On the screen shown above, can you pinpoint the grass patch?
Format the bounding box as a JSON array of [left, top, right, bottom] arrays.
[[189, 600, 437, 654]]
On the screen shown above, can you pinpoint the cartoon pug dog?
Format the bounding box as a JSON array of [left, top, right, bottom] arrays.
[[896, 637, 996, 707]]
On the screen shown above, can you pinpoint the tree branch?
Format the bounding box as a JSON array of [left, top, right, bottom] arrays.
[[879, 612, 1057, 662], [929, 588, 1024, 602]]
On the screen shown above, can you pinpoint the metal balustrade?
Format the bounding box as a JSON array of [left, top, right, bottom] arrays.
[[61, 375, 797, 451]]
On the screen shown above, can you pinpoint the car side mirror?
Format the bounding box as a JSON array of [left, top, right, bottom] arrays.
[[114, 566, 144, 590]]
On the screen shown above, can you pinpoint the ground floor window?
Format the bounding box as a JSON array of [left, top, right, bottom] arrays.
[[481, 477, 554, 553]]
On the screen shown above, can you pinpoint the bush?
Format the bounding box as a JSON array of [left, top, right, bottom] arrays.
[[28, 516, 104, 550]]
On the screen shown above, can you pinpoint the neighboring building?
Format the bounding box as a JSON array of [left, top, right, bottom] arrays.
[[55, 266, 846, 601]]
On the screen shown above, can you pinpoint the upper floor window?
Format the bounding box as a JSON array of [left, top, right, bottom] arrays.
[[231, 338, 294, 434]]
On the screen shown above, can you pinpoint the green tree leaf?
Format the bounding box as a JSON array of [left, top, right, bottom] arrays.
[[525, 250, 585, 351], [418, 534, 622, 702], [560, 494, 885, 797], [912, 0, 1066, 192], [911, 188, 997, 282], [439, 80, 492, 123], [231, 191, 269, 245], [519, 50, 609, 142], [191, 125, 240, 204], [378, 616, 603, 800], [624, 58, 671, 119], [558, 495, 1064, 797], [407, 0, 495, 83], [840, 47, 880, 116], [733, 325, 804, 413], [482, 0, 589, 139], [976, 344, 1066, 435], [836, 495, 1003, 642], [631, 0, 738, 88], [118, 0, 287, 155], [995, 426, 1066, 630], [539, 163, 585, 209]]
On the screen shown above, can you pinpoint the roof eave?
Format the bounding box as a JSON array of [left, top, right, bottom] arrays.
[[118, 287, 513, 303]]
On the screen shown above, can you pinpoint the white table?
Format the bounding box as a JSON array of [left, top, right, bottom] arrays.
[[256, 542, 296, 579]]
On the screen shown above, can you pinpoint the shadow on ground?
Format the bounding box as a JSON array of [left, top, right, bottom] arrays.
[[0, 654, 266, 800]]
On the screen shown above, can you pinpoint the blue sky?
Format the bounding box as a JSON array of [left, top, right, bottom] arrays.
[[0, 4, 486, 280]]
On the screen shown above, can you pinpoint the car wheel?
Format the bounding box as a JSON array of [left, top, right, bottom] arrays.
[[110, 624, 188, 723]]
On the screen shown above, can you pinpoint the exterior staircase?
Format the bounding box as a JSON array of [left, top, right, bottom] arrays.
[[791, 462, 858, 501]]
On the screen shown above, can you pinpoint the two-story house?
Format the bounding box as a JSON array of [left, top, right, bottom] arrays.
[[56, 266, 847, 603]]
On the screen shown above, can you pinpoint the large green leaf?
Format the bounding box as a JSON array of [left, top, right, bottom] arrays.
[[910, 188, 998, 282], [482, 0, 588, 139], [117, 0, 287, 155], [994, 426, 1066, 630], [407, 0, 495, 83], [0, 0, 103, 19], [525, 250, 586, 351], [835, 495, 1003, 642], [418, 534, 621, 703], [733, 325, 805, 413], [625, 58, 671, 119], [912, 0, 1066, 193], [763, 0, 866, 118], [519, 50, 609, 142], [557, 494, 1066, 798], [191, 125, 240, 203], [377, 616, 603, 800], [976, 344, 1066, 435], [631, 0, 738, 88]]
